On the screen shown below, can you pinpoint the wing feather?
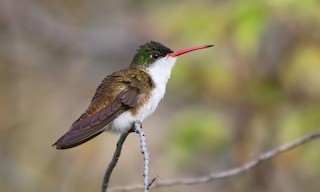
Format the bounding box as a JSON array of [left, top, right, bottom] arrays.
[[53, 69, 152, 149]]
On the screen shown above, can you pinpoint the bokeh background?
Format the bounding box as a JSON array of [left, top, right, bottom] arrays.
[[1, 0, 320, 192]]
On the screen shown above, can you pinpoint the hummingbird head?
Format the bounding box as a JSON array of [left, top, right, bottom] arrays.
[[130, 41, 214, 70], [130, 41, 213, 86], [130, 41, 173, 69]]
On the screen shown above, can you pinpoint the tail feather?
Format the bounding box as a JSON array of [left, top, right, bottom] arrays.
[[52, 131, 103, 150]]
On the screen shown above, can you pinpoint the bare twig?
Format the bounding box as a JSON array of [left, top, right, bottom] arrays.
[[109, 130, 320, 191], [101, 128, 133, 192], [133, 121, 150, 192]]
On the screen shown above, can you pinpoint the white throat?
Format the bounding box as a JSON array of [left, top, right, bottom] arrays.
[[146, 56, 177, 87]]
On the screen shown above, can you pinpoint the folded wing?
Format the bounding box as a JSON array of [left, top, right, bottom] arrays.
[[53, 69, 151, 149]]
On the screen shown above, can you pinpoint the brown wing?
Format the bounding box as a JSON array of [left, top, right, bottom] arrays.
[[53, 69, 153, 149]]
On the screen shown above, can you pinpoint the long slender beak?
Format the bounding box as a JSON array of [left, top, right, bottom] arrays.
[[168, 44, 214, 57]]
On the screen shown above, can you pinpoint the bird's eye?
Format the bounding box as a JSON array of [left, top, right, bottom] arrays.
[[150, 53, 159, 59]]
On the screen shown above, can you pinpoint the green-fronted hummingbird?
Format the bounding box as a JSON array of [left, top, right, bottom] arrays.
[[53, 41, 213, 149]]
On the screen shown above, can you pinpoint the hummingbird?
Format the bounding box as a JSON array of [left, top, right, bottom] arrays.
[[53, 41, 213, 149]]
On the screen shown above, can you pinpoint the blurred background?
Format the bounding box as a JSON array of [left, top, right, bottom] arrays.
[[1, 0, 320, 191]]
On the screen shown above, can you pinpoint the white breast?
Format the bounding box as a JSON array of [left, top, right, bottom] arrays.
[[109, 56, 177, 133]]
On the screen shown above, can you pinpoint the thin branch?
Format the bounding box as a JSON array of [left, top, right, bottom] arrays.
[[101, 128, 133, 192], [109, 130, 320, 191], [133, 121, 150, 192]]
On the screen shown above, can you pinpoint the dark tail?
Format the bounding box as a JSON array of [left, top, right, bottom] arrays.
[[52, 131, 103, 150]]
